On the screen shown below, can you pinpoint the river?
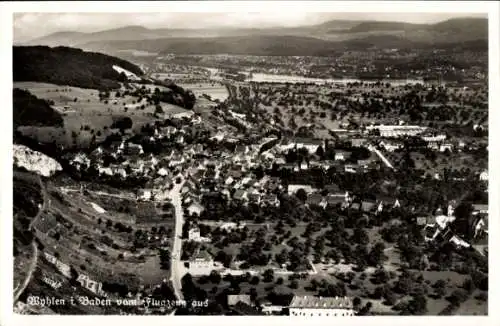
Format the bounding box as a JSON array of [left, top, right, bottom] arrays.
[[247, 72, 425, 86], [207, 68, 427, 86]]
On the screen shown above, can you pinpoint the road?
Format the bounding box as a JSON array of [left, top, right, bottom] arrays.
[[168, 177, 186, 301], [369, 145, 395, 170]]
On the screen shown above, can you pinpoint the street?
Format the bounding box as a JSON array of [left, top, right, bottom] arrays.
[[168, 176, 186, 301]]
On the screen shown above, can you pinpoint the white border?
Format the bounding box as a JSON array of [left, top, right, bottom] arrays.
[[1, 2, 499, 326]]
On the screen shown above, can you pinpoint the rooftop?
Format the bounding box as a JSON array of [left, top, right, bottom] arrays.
[[228, 294, 252, 306], [289, 296, 353, 309]]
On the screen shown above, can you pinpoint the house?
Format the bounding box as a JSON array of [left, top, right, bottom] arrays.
[[334, 151, 348, 161], [357, 159, 372, 168], [187, 201, 205, 216], [416, 217, 428, 226], [326, 194, 348, 208], [77, 274, 105, 296], [248, 192, 262, 204], [262, 194, 280, 207], [472, 204, 488, 215], [472, 234, 488, 256], [188, 227, 210, 242], [233, 189, 249, 202], [351, 138, 367, 147], [435, 215, 456, 229], [300, 161, 309, 170], [44, 252, 71, 278], [137, 189, 152, 201], [287, 185, 314, 195], [366, 125, 427, 138], [260, 300, 284, 315], [306, 194, 326, 209], [479, 170, 488, 181], [473, 215, 488, 238], [228, 295, 252, 307], [379, 141, 402, 152], [189, 250, 214, 269], [361, 201, 376, 213], [288, 295, 355, 317], [422, 134, 447, 142], [324, 184, 340, 194], [231, 301, 263, 315], [449, 235, 470, 249], [423, 224, 440, 242], [439, 143, 453, 152], [344, 165, 357, 173], [350, 202, 361, 211]]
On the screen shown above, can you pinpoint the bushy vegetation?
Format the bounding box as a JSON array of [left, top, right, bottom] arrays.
[[13, 46, 143, 90], [13, 88, 64, 129]]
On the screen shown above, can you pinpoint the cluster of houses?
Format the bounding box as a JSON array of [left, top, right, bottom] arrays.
[[44, 252, 107, 297], [227, 294, 356, 316], [420, 201, 488, 255]]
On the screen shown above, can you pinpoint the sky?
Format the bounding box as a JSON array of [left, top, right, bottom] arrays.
[[13, 12, 487, 43]]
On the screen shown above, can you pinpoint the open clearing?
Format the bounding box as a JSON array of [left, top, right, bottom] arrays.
[[14, 82, 189, 148], [178, 82, 229, 102]]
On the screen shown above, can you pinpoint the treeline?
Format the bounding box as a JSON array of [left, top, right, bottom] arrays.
[[13, 88, 64, 129], [13, 46, 144, 90]]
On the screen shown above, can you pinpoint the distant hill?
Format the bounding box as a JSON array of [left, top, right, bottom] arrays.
[[337, 18, 488, 43], [23, 17, 487, 50], [343, 21, 426, 33], [83, 35, 340, 56], [79, 31, 486, 57], [13, 46, 144, 90]]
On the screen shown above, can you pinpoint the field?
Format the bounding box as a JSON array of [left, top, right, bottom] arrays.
[[33, 180, 176, 287], [178, 82, 229, 102], [14, 82, 188, 148]]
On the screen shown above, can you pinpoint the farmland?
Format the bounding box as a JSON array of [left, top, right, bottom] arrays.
[[14, 82, 190, 148], [178, 82, 229, 102]]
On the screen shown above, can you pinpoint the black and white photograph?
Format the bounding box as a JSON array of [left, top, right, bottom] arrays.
[[2, 0, 499, 321]]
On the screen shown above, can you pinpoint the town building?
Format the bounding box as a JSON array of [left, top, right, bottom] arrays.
[[479, 170, 488, 181], [288, 296, 355, 317], [187, 201, 205, 216], [188, 227, 211, 243], [189, 250, 215, 269], [366, 125, 427, 138]]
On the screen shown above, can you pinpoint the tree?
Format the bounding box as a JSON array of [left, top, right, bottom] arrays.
[[159, 248, 171, 269], [408, 293, 427, 315], [209, 270, 221, 284], [112, 117, 133, 133], [447, 289, 468, 307], [263, 269, 275, 283], [452, 202, 475, 240], [353, 297, 362, 309], [315, 145, 325, 158], [250, 276, 260, 285], [368, 242, 386, 267], [289, 279, 299, 289]]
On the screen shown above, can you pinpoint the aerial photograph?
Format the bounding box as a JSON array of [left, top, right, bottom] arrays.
[[11, 7, 490, 317]]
